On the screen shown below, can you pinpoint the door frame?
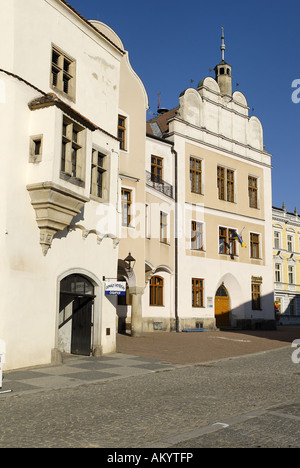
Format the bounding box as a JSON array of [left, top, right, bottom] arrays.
[[70, 293, 95, 356], [215, 284, 230, 328], [56, 269, 102, 356]]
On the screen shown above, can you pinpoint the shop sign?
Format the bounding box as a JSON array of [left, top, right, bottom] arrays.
[[105, 281, 126, 296]]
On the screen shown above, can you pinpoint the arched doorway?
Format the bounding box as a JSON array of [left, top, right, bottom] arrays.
[[215, 284, 230, 328], [59, 274, 95, 356]]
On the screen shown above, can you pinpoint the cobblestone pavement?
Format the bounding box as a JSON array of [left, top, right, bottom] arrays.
[[0, 345, 299, 448]]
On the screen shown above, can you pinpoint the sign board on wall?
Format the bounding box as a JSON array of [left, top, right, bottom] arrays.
[[105, 282, 126, 296]]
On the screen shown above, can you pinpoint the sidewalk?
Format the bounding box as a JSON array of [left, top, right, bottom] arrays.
[[1, 327, 299, 397]]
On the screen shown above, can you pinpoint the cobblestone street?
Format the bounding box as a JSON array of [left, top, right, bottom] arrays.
[[0, 343, 299, 449]]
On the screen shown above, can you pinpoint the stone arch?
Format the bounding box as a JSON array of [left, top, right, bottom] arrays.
[[56, 268, 102, 357]]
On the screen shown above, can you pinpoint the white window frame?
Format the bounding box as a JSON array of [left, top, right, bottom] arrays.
[[275, 262, 282, 283]]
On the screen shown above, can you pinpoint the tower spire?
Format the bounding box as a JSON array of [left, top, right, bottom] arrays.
[[214, 26, 232, 96], [221, 26, 225, 62]]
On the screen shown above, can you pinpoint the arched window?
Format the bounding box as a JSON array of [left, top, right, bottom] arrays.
[[60, 274, 94, 296], [150, 276, 164, 306], [215, 284, 228, 297]]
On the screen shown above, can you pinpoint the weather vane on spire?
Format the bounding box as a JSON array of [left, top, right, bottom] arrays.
[[221, 26, 226, 62]]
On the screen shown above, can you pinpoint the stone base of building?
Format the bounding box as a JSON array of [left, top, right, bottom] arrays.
[[119, 317, 217, 333], [235, 319, 277, 331], [118, 317, 277, 334]]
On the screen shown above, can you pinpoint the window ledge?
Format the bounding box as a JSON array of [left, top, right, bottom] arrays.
[[60, 171, 85, 188]]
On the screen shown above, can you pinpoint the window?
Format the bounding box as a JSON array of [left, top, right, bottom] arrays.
[[61, 116, 85, 183], [160, 212, 168, 244], [248, 176, 258, 208], [192, 278, 204, 307], [287, 234, 294, 253], [118, 115, 126, 150], [251, 283, 261, 310], [227, 169, 234, 203], [288, 265, 295, 284], [150, 276, 164, 306], [217, 166, 235, 202], [219, 227, 237, 256], [191, 221, 203, 250], [274, 230, 281, 249], [217, 166, 225, 200], [250, 233, 260, 259], [275, 297, 282, 314], [51, 46, 76, 99], [190, 157, 202, 194], [121, 188, 132, 226], [29, 135, 43, 163], [275, 263, 281, 282], [90, 149, 106, 199], [151, 156, 163, 183]]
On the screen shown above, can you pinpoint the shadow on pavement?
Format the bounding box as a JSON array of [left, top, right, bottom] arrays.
[[116, 326, 300, 365]]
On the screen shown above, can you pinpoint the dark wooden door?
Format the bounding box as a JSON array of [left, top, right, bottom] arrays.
[[71, 297, 93, 356]]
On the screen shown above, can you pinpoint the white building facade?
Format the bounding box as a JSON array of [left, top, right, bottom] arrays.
[[273, 205, 300, 324], [0, 0, 125, 370]]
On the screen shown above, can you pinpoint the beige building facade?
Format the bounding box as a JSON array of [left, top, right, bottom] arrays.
[[147, 35, 275, 330], [273, 205, 300, 324]]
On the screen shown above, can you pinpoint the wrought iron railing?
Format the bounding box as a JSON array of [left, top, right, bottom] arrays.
[[146, 171, 174, 199]]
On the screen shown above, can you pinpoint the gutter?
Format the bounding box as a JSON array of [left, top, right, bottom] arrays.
[[172, 147, 179, 332]]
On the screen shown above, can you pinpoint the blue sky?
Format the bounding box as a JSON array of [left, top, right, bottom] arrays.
[[68, 0, 299, 213]]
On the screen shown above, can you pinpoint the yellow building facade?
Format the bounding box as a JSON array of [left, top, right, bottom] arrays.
[[273, 205, 300, 324]]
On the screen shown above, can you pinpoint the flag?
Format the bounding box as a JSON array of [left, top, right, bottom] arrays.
[[231, 230, 246, 248]]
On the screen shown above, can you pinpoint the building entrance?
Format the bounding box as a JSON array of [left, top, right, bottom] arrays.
[[59, 274, 95, 356], [215, 284, 230, 328]]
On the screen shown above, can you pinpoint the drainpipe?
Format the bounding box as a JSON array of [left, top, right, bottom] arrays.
[[172, 147, 179, 332]]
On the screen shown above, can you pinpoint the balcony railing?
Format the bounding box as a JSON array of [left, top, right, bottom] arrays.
[[146, 171, 174, 199]]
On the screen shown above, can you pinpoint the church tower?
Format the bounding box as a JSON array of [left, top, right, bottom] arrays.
[[214, 27, 232, 96]]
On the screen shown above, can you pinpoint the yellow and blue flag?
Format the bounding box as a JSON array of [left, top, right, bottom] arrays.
[[231, 230, 246, 248]]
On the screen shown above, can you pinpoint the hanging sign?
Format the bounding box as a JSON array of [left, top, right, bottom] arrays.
[[105, 281, 126, 296]]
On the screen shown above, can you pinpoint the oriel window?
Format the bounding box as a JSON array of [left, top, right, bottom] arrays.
[[61, 116, 84, 182]]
